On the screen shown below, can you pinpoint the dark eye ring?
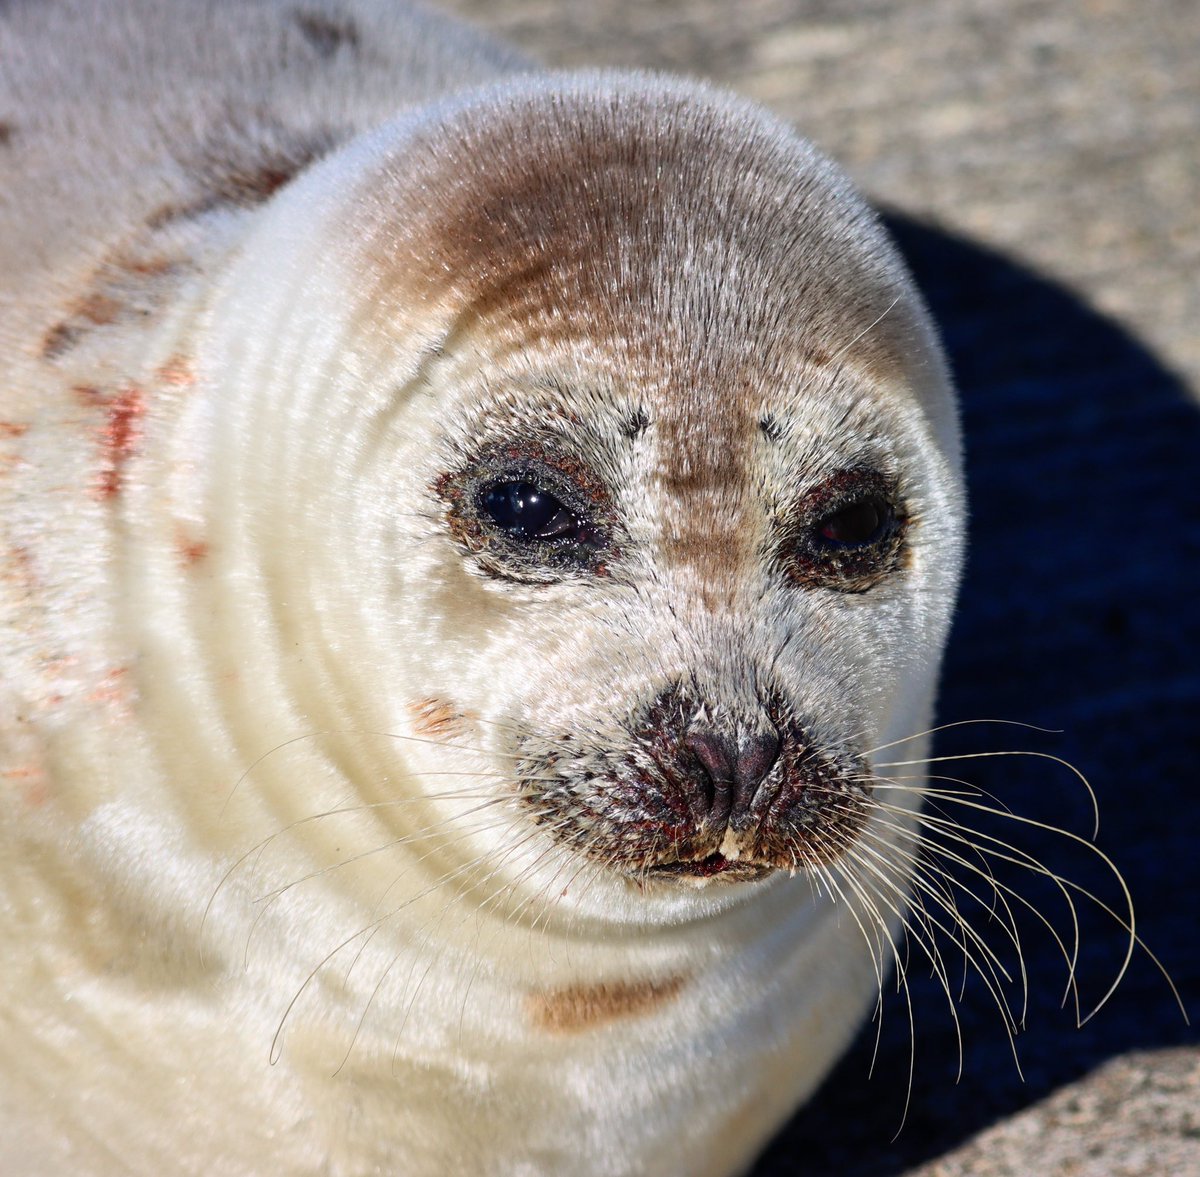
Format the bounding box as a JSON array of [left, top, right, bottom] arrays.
[[814, 495, 895, 548], [481, 480, 598, 546]]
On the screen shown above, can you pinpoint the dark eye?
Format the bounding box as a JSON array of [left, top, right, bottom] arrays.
[[482, 481, 596, 545], [782, 470, 906, 593], [816, 496, 893, 547]]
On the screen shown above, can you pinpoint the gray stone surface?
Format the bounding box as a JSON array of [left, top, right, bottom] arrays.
[[437, 2, 1200, 1174]]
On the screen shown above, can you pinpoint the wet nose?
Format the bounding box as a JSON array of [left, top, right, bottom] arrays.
[[684, 727, 781, 824]]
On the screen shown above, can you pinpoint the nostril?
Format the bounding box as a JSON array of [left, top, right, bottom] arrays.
[[683, 731, 736, 824], [737, 730, 781, 784], [684, 731, 736, 786], [732, 730, 781, 814]]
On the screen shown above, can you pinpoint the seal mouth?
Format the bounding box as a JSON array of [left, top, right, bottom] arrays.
[[642, 851, 774, 884]]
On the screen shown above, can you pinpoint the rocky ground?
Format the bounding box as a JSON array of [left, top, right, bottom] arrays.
[[439, 2, 1200, 1173]]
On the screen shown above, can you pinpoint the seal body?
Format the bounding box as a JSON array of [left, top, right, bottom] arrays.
[[0, 2, 964, 1174]]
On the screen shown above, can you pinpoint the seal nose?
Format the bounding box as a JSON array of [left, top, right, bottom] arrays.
[[684, 727, 781, 824]]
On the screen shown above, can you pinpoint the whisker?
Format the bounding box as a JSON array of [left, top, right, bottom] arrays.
[[269, 822, 551, 1066], [860, 719, 1062, 760], [863, 809, 1051, 1021], [336, 827, 551, 1075], [866, 797, 1085, 1020], [862, 772, 1018, 817], [867, 794, 1153, 1023], [844, 835, 1024, 1093], [856, 819, 1028, 1034], [202, 784, 513, 947], [834, 294, 901, 360], [812, 853, 891, 1077], [831, 838, 923, 1132], [873, 751, 1100, 839], [219, 727, 536, 817], [846, 826, 1018, 1035]]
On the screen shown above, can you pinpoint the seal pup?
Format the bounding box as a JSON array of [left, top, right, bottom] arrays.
[[0, 1, 965, 1174]]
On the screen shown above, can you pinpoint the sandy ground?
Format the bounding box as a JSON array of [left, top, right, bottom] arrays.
[[436, 2, 1200, 1174]]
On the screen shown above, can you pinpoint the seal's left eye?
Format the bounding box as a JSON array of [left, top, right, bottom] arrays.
[[782, 470, 905, 593], [482, 481, 594, 544], [816, 496, 893, 547]]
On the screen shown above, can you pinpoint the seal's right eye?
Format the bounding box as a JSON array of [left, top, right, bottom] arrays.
[[435, 450, 614, 582], [482, 481, 584, 542], [477, 480, 604, 554]]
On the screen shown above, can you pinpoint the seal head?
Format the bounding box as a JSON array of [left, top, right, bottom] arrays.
[[197, 72, 963, 914]]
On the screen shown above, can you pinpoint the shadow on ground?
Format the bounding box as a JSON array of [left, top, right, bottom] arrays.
[[753, 216, 1200, 1176]]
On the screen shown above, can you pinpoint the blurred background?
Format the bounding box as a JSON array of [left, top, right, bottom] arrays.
[[439, 2, 1200, 1173]]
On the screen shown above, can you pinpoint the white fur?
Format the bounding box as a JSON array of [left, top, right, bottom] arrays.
[[0, 3, 964, 1174]]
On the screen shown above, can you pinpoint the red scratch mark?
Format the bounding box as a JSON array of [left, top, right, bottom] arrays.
[[96, 386, 145, 500]]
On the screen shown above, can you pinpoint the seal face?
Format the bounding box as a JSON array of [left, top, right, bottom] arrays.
[[0, 5, 964, 1176], [439, 448, 903, 881], [334, 75, 964, 914]]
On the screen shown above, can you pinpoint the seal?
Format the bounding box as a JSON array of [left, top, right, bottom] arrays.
[[0, 2, 965, 1175]]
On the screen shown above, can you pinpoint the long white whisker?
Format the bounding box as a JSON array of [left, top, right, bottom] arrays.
[[873, 751, 1100, 839], [868, 795, 1148, 1022], [861, 719, 1062, 759], [866, 797, 1086, 1019]]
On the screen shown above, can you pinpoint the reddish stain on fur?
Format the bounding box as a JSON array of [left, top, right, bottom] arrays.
[[96, 386, 145, 500], [3, 766, 48, 809], [114, 251, 173, 277], [175, 528, 210, 566], [87, 667, 131, 708], [43, 293, 124, 355], [3, 545, 38, 595], [0, 422, 29, 439], [156, 354, 196, 387], [75, 292, 121, 326], [72, 384, 106, 408], [42, 245, 181, 359], [408, 696, 469, 739], [530, 975, 687, 1032]]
